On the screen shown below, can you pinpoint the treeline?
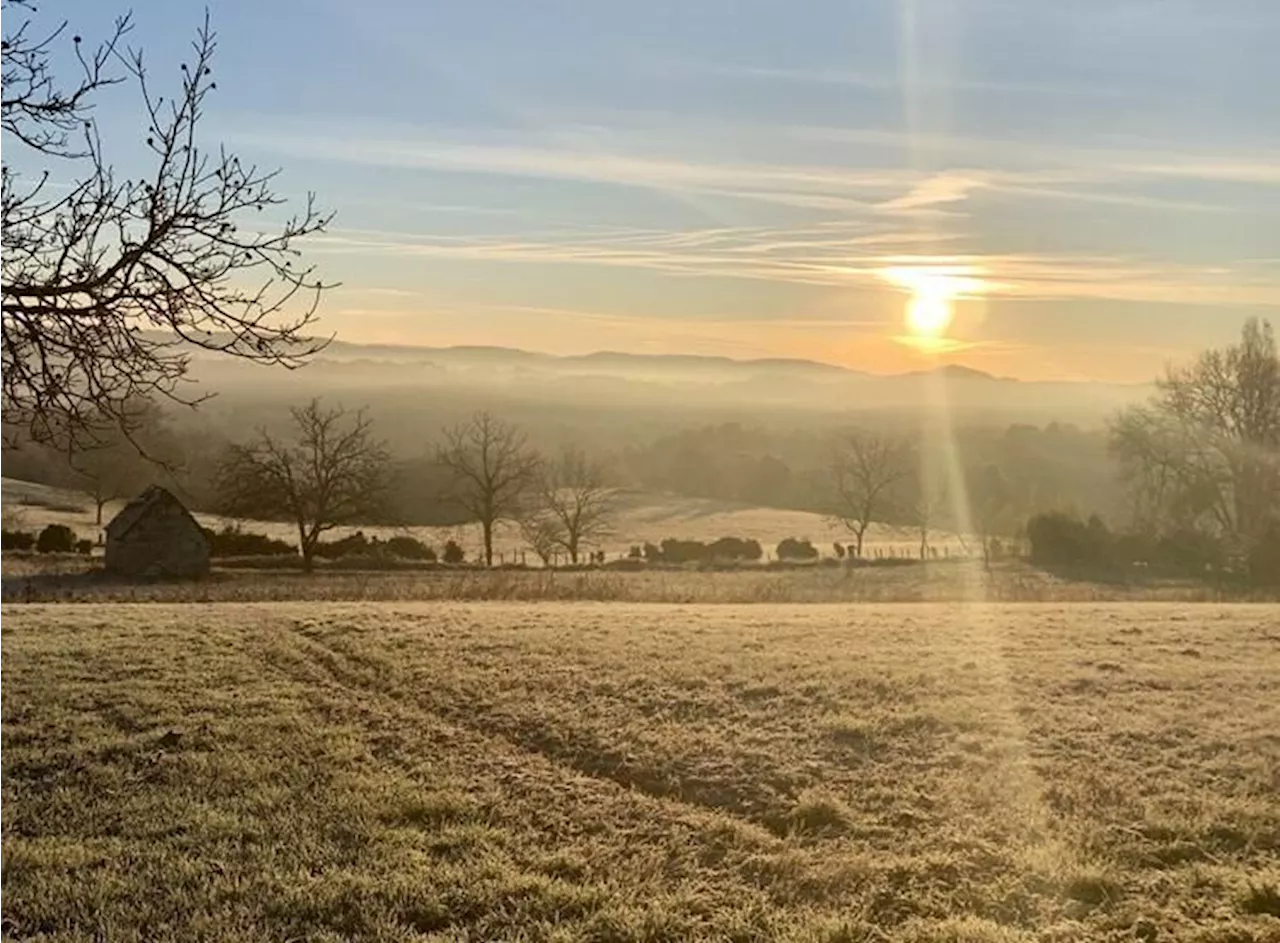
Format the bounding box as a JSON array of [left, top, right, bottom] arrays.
[[202, 526, 468, 566], [617, 420, 1118, 524], [1027, 512, 1280, 587], [1020, 318, 1280, 586], [2, 411, 1123, 538], [4, 411, 1123, 554]]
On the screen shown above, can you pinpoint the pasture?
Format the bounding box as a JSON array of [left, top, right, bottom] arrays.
[[3, 601, 1278, 941]]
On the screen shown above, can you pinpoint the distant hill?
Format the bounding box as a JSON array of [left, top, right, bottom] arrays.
[[153, 333, 1150, 430]]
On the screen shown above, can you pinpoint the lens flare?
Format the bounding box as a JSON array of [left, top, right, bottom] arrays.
[[906, 291, 953, 338], [879, 265, 988, 345]]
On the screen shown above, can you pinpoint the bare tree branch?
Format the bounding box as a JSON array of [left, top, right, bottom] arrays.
[[2, 5, 335, 452]]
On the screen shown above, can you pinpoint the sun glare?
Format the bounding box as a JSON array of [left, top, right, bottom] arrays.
[[878, 265, 988, 347], [905, 291, 953, 338]]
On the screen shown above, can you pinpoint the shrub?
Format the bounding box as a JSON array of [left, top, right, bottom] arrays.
[[833, 542, 846, 559], [385, 535, 436, 562], [642, 542, 662, 562], [1026, 512, 1114, 567], [707, 536, 763, 563], [660, 538, 708, 564], [776, 537, 818, 561], [1154, 529, 1225, 575], [1, 530, 35, 551], [203, 525, 296, 558], [74, 539, 94, 555], [628, 545, 643, 559], [36, 524, 76, 554], [442, 540, 465, 565], [1111, 531, 1158, 567]]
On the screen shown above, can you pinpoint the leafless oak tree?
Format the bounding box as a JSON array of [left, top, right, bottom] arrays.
[[828, 430, 913, 558], [528, 446, 617, 564], [1111, 318, 1280, 546], [2, 4, 333, 451], [216, 400, 389, 572], [437, 412, 539, 567]]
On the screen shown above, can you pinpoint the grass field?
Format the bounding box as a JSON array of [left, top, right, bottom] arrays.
[[1, 558, 1255, 605], [3, 601, 1278, 941]]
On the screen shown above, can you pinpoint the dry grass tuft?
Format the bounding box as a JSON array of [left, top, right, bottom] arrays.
[[786, 789, 856, 836], [1239, 880, 1280, 917]]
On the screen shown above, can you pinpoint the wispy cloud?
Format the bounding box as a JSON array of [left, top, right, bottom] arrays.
[[230, 126, 1108, 223], [231, 108, 1278, 374], [314, 223, 1280, 309], [876, 171, 990, 214]]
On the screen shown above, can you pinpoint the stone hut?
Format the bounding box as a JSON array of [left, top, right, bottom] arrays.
[[105, 485, 210, 578]]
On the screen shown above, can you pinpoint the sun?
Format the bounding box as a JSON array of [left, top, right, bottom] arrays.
[[905, 290, 953, 338], [878, 265, 988, 345]]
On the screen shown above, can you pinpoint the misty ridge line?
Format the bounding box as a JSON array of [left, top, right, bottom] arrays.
[[167, 331, 1151, 392]]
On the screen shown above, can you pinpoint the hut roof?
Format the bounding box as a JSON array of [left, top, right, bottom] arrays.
[[106, 485, 202, 540]]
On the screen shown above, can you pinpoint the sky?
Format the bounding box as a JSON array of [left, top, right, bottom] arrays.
[[39, 0, 1280, 380]]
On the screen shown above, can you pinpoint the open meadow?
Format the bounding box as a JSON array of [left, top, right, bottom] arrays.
[[3, 601, 1278, 942]]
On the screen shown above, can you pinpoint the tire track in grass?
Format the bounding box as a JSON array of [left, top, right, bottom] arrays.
[[250, 618, 898, 926], [265, 616, 804, 838]]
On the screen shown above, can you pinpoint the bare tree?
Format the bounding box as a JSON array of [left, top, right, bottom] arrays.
[[828, 431, 913, 558], [1111, 408, 1226, 535], [2, 4, 333, 451], [437, 412, 539, 567], [216, 400, 389, 572], [518, 513, 560, 567], [1111, 318, 1280, 545], [529, 446, 618, 565]]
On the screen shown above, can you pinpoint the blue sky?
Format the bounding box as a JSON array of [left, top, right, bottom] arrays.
[[45, 0, 1280, 379]]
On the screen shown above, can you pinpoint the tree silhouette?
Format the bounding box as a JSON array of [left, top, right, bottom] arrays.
[[216, 400, 389, 572], [528, 446, 617, 565], [828, 430, 913, 558], [2, 4, 333, 450], [1112, 318, 1280, 548], [437, 412, 539, 567]]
